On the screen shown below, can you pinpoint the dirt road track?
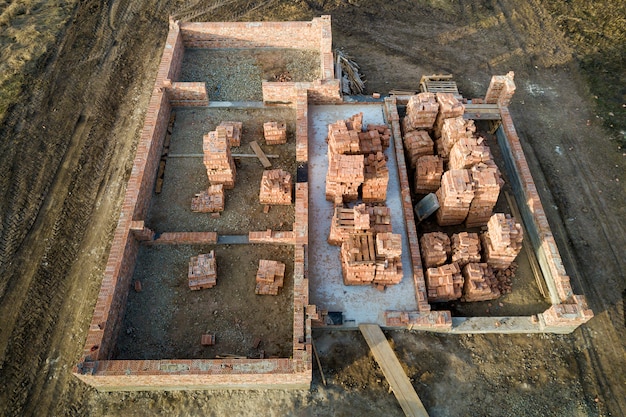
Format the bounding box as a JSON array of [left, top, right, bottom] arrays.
[[0, 1, 624, 416]]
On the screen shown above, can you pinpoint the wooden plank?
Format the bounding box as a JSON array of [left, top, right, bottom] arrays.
[[250, 140, 272, 168], [359, 324, 430, 417]]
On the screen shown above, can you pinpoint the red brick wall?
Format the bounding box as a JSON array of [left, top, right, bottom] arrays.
[[262, 80, 341, 105], [166, 82, 208, 106]]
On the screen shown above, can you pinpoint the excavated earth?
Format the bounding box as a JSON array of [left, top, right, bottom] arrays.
[[0, 1, 624, 416]]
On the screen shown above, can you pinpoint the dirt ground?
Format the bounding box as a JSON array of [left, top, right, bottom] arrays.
[[0, 1, 625, 417]]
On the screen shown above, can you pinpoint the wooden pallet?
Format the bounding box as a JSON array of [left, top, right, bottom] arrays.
[[419, 74, 461, 99]]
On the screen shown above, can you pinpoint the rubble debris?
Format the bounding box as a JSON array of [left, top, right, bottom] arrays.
[[426, 262, 463, 302], [255, 259, 286, 295], [188, 250, 217, 290], [481, 213, 523, 270], [494, 262, 517, 294], [414, 155, 444, 194], [420, 232, 451, 268], [191, 184, 225, 213], [403, 92, 439, 131], [461, 262, 500, 302], [435, 169, 475, 226], [362, 152, 389, 202], [203, 128, 236, 189], [450, 232, 481, 267], [263, 121, 287, 145], [259, 169, 292, 205], [218, 121, 243, 147], [403, 130, 434, 168]]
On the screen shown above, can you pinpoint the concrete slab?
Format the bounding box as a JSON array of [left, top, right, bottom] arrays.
[[308, 104, 417, 326]]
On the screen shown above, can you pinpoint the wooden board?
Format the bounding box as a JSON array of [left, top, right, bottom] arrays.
[[250, 140, 272, 168], [359, 324, 430, 417]]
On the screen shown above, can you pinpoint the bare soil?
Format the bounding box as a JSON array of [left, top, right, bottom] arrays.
[[0, 1, 624, 416]]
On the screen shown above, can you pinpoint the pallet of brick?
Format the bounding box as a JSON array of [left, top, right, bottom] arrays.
[[420, 232, 450, 268], [188, 250, 217, 290], [403, 130, 434, 167], [481, 213, 523, 269], [433, 92, 466, 138], [448, 136, 493, 170], [328, 204, 370, 245], [374, 257, 403, 287], [203, 129, 236, 189], [259, 169, 292, 205], [341, 233, 377, 285], [375, 232, 402, 259], [366, 204, 393, 234], [263, 121, 287, 145], [414, 155, 443, 194], [325, 152, 364, 203], [485, 71, 515, 106], [465, 164, 502, 227], [366, 124, 391, 149], [255, 259, 286, 295], [404, 92, 439, 131], [218, 121, 243, 147], [426, 262, 463, 302], [435, 169, 475, 226], [451, 232, 481, 266], [345, 112, 363, 132], [191, 184, 225, 213], [357, 129, 383, 154], [461, 262, 500, 302], [362, 152, 389, 202], [328, 120, 360, 154], [437, 117, 476, 157]]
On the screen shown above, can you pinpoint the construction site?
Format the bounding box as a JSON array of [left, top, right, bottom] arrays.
[[1, 1, 625, 416]]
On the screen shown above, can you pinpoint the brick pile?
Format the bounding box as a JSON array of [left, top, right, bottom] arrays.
[[341, 233, 377, 285], [450, 232, 481, 266], [461, 262, 500, 302], [357, 129, 383, 154], [191, 184, 225, 213], [420, 232, 450, 268], [435, 169, 475, 226], [365, 124, 391, 149], [481, 213, 523, 269], [328, 119, 360, 154], [426, 262, 463, 302], [188, 250, 217, 290], [437, 117, 476, 158], [366, 205, 393, 234], [328, 204, 370, 245], [345, 112, 363, 131], [218, 121, 243, 147], [448, 136, 493, 169], [259, 169, 292, 205], [375, 232, 402, 259], [434, 93, 465, 138], [485, 71, 516, 106], [255, 259, 286, 295], [203, 129, 236, 189], [263, 121, 287, 145], [325, 152, 364, 203], [414, 155, 444, 194], [403, 130, 434, 168], [362, 152, 389, 203], [403, 92, 439, 131], [465, 164, 502, 227], [374, 232, 403, 288], [201, 334, 215, 346]]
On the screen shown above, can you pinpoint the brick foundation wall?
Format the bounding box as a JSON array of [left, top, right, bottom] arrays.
[[262, 80, 341, 106], [166, 82, 209, 106], [248, 230, 296, 244], [296, 89, 308, 162]]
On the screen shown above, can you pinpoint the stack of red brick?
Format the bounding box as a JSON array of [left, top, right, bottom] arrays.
[[218, 121, 243, 147], [485, 71, 516, 106], [451, 232, 481, 266], [263, 121, 287, 145], [435, 169, 475, 226], [365, 124, 391, 149], [191, 184, 224, 213], [420, 232, 450, 268], [357, 129, 383, 154], [340, 231, 403, 288], [448, 136, 493, 169], [373, 232, 403, 288], [481, 213, 523, 269], [325, 152, 364, 203], [328, 119, 360, 154], [403, 92, 439, 131], [362, 152, 389, 202], [466, 164, 502, 227], [437, 116, 476, 158], [255, 259, 286, 295], [461, 262, 500, 302], [434, 93, 466, 138], [367, 205, 393, 234], [414, 155, 444, 194], [328, 204, 370, 245], [188, 251, 217, 290], [259, 169, 292, 205], [426, 262, 463, 302], [203, 128, 236, 189], [403, 130, 434, 168]]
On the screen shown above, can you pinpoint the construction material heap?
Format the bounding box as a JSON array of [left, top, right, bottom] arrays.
[[481, 213, 523, 270], [263, 121, 287, 145], [191, 184, 225, 213], [203, 128, 236, 189], [259, 169, 292, 205], [340, 232, 403, 288], [255, 259, 286, 295], [188, 251, 217, 290], [218, 121, 243, 147], [362, 152, 389, 203]]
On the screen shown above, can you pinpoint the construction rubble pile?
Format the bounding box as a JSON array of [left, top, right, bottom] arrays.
[[481, 213, 523, 270], [255, 259, 286, 295], [203, 126, 236, 189], [191, 184, 224, 213], [188, 251, 217, 290], [263, 121, 287, 145], [259, 169, 292, 205]]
